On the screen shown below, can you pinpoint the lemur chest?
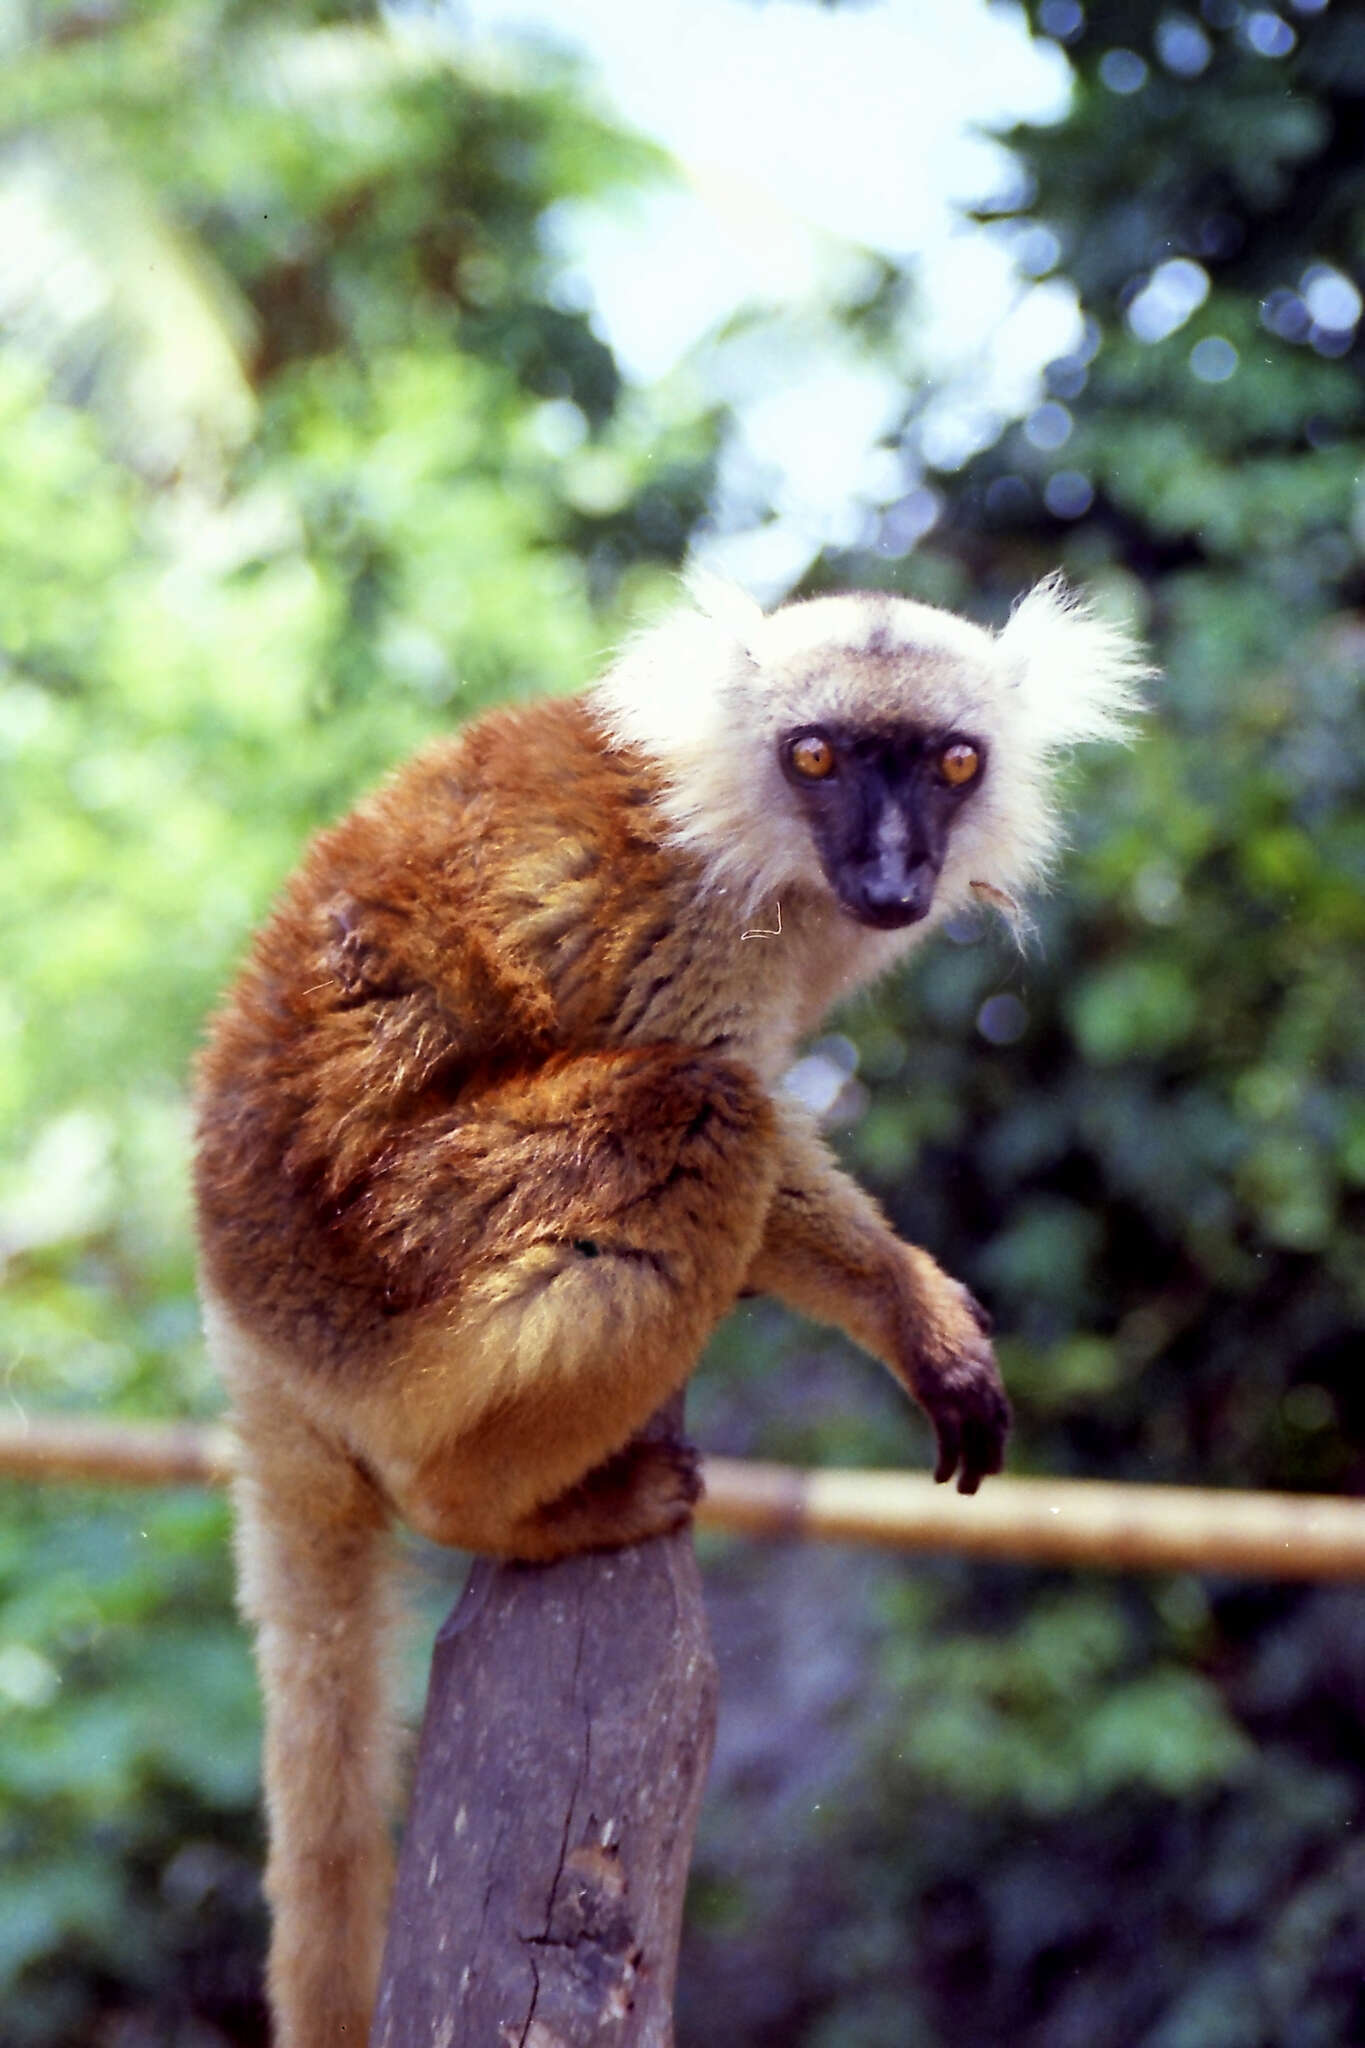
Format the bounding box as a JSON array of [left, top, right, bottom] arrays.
[[528, 890, 826, 1090], [494, 819, 860, 1090]]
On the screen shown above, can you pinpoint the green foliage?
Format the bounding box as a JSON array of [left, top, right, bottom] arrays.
[[0, 2, 717, 2035], [838, 0, 1365, 1506], [0, 1485, 262, 2045], [882, 1586, 1251, 1812], [686, 3, 1365, 2040]]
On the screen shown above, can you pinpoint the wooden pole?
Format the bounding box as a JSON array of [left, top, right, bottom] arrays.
[[370, 1400, 717, 2048], [3, 1416, 1365, 1582]]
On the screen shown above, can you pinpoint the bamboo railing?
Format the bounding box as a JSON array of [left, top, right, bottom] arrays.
[[3, 1415, 1363, 1580]]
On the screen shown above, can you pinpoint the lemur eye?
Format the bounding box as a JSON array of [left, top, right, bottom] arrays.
[[939, 741, 980, 787], [789, 734, 837, 780]]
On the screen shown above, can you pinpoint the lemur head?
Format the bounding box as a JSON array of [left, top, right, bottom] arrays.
[[594, 573, 1147, 940]]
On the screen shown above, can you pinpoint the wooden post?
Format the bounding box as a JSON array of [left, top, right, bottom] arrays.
[[370, 1405, 716, 2048]]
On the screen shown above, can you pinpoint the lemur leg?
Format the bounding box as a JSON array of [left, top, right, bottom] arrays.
[[743, 1105, 1009, 1492], [347, 1044, 779, 1559], [424, 1432, 707, 1564]]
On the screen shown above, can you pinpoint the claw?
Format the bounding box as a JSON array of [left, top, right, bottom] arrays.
[[933, 1416, 961, 1485], [915, 1331, 1011, 1495]]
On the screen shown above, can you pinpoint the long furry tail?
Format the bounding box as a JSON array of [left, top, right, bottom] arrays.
[[230, 1376, 397, 2047]]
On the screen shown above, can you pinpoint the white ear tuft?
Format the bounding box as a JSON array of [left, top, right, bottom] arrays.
[[591, 578, 760, 776], [996, 572, 1151, 751], [682, 566, 767, 658]]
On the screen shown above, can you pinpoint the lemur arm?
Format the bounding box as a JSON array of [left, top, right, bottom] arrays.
[[743, 1104, 1008, 1493]]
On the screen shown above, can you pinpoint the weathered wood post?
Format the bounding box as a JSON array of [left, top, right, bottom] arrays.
[[371, 1402, 717, 2047]]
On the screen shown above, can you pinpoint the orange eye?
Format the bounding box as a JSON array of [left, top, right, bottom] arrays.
[[789, 734, 836, 780], [939, 741, 980, 787]]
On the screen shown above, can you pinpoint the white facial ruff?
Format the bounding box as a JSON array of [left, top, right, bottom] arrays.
[[591, 572, 1150, 937]]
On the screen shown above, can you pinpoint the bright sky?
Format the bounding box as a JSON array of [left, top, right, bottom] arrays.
[[452, 0, 1078, 591]]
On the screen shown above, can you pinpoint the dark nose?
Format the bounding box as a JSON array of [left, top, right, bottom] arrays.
[[851, 858, 937, 928]]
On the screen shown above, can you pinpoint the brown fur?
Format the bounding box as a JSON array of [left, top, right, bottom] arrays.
[[195, 689, 1007, 2045]]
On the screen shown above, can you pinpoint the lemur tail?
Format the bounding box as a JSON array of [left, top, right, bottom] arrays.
[[229, 1375, 397, 2048]]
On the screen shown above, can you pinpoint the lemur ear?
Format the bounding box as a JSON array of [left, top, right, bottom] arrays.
[[996, 573, 1151, 752], [591, 578, 763, 774], [682, 567, 766, 662]]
